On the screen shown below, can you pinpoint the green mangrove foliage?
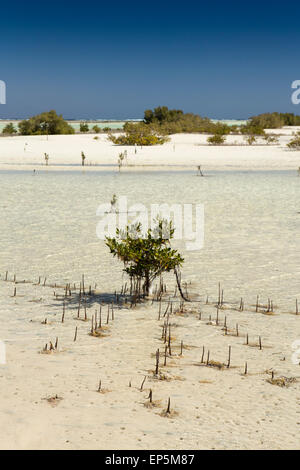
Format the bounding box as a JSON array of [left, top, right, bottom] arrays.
[[240, 123, 266, 136], [207, 134, 226, 145], [287, 131, 300, 150], [108, 122, 169, 146], [244, 135, 256, 145], [249, 112, 300, 129], [106, 219, 184, 297], [143, 106, 231, 135], [80, 122, 89, 133], [93, 125, 101, 133]]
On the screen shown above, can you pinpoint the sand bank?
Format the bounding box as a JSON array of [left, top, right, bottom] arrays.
[[0, 128, 299, 172]]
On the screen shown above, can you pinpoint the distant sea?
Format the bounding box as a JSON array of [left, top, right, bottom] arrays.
[[0, 118, 248, 133]]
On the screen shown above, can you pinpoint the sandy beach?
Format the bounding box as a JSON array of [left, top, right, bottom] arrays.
[[0, 128, 299, 172]]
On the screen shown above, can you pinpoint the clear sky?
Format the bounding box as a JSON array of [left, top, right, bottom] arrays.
[[1, 0, 300, 119]]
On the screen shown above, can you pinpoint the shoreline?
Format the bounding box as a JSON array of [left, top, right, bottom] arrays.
[[0, 164, 299, 172]]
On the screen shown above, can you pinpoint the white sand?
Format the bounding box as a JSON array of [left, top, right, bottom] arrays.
[[0, 279, 299, 450], [0, 127, 299, 172], [0, 131, 300, 450]]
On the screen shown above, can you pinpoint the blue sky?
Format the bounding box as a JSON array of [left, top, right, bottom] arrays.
[[1, 0, 300, 119]]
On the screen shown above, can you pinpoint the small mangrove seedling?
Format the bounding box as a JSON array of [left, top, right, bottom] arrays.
[[61, 302, 65, 323], [166, 397, 171, 414], [74, 326, 78, 342], [118, 152, 125, 172], [227, 346, 231, 368], [160, 397, 178, 417], [168, 326, 172, 356], [155, 349, 160, 375], [201, 346, 205, 363], [164, 345, 168, 366], [197, 165, 204, 177], [206, 350, 210, 365], [77, 298, 81, 319], [110, 194, 117, 212]]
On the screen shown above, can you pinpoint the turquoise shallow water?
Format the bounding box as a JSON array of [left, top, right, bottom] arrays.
[[0, 119, 247, 133]]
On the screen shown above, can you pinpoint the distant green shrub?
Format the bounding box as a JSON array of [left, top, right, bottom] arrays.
[[2, 123, 17, 135], [93, 125, 100, 133], [248, 112, 300, 129], [287, 131, 300, 150], [108, 122, 169, 146], [18, 110, 74, 135], [229, 125, 239, 134], [80, 122, 89, 133], [263, 134, 279, 145], [240, 123, 265, 136], [244, 135, 256, 145], [143, 106, 231, 135], [207, 134, 226, 145]]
